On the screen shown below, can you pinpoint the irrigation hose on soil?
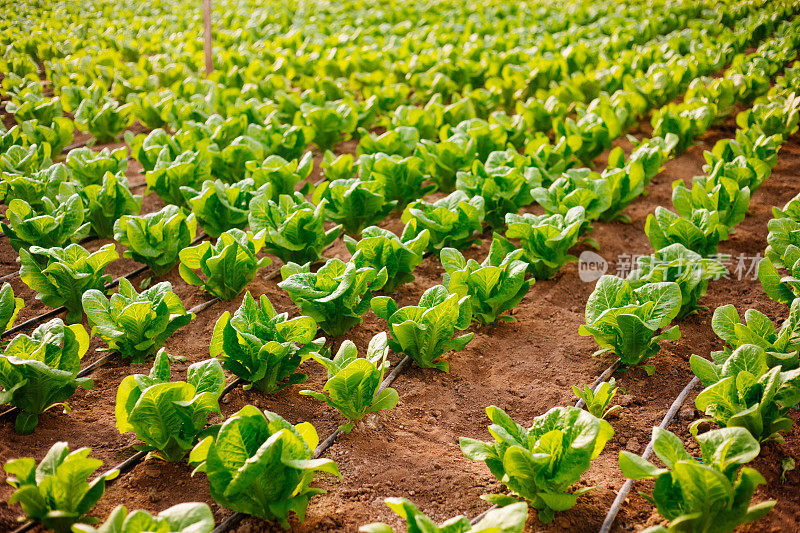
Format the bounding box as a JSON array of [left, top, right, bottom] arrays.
[[598, 376, 700, 533]]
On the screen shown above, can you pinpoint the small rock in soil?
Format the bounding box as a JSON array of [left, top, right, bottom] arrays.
[[625, 438, 640, 451]]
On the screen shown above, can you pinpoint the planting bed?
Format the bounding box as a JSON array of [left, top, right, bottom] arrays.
[[2, 1, 800, 532]]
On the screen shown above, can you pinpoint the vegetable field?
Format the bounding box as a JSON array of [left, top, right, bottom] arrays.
[[3, 0, 800, 531]]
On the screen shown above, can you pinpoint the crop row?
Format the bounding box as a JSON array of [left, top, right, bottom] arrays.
[[2, 0, 800, 532]]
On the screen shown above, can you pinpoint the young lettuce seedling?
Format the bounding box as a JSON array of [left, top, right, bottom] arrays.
[[210, 291, 324, 393], [189, 407, 340, 529], [116, 349, 225, 462], [179, 228, 270, 301], [580, 275, 682, 374], [619, 427, 775, 533], [278, 259, 387, 338], [708, 300, 800, 369], [19, 243, 118, 324], [114, 205, 198, 277], [502, 206, 586, 279], [690, 344, 800, 442], [2, 194, 91, 252], [250, 192, 341, 264], [572, 378, 622, 420], [626, 243, 727, 320], [0, 318, 92, 433], [459, 405, 613, 524], [82, 278, 194, 363], [344, 226, 429, 293], [3, 442, 119, 533], [401, 191, 485, 252], [72, 502, 214, 533], [360, 498, 528, 533], [440, 238, 531, 324], [301, 332, 399, 433], [372, 285, 473, 372]]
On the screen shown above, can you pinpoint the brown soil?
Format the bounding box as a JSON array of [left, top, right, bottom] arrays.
[[1, 111, 800, 533]]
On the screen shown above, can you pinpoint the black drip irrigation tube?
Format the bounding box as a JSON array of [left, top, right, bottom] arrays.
[[598, 376, 699, 533]]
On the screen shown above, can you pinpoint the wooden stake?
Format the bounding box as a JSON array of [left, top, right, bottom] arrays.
[[203, 0, 213, 76]]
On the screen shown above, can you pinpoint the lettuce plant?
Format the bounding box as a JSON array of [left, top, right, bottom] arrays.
[[82, 278, 194, 363], [20, 243, 118, 323], [3, 442, 119, 532], [356, 126, 419, 157], [59, 172, 142, 239], [447, 118, 508, 161], [179, 229, 270, 301], [672, 175, 750, 231], [64, 146, 128, 186], [127, 128, 186, 172], [627, 244, 727, 320], [0, 283, 23, 333], [181, 179, 253, 238], [210, 292, 323, 393], [20, 118, 74, 154], [761, 214, 798, 302], [651, 101, 715, 154], [359, 153, 434, 208], [758, 215, 800, 305], [690, 344, 800, 442], [416, 136, 476, 193], [1, 154, 62, 208], [371, 285, 473, 372], [300, 100, 358, 151], [572, 378, 622, 420], [73, 502, 214, 533], [579, 275, 681, 374], [702, 153, 770, 194], [114, 205, 198, 277], [361, 499, 528, 533], [645, 207, 725, 257], [712, 126, 781, 171], [250, 192, 340, 264], [502, 207, 586, 279], [278, 259, 387, 338], [459, 405, 613, 524], [146, 150, 211, 207], [456, 161, 538, 228], [736, 92, 800, 138], [595, 159, 648, 223], [313, 178, 396, 236], [1, 194, 91, 252], [189, 406, 340, 528], [531, 169, 611, 224], [391, 105, 439, 139], [245, 152, 313, 198], [126, 91, 177, 130], [301, 332, 399, 432], [74, 97, 133, 143], [619, 427, 774, 533], [710, 301, 800, 369], [345, 227, 429, 293], [0, 319, 92, 433], [401, 191, 485, 252], [0, 145, 52, 188], [441, 239, 531, 324], [116, 350, 224, 462]]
